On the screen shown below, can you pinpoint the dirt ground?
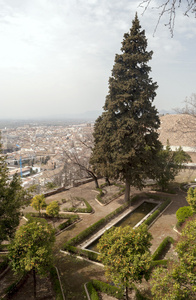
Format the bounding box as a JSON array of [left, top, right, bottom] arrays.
[[2, 169, 193, 300]]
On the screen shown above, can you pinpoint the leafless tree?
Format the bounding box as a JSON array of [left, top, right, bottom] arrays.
[[175, 93, 196, 116], [64, 149, 99, 188], [139, 0, 196, 36]]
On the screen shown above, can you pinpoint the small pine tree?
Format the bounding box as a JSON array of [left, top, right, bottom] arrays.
[[91, 14, 161, 201]]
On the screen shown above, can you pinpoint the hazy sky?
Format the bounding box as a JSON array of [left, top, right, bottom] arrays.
[[0, 0, 195, 119]]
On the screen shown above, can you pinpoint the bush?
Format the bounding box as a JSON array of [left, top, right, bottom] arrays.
[[50, 266, 64, 300], [58, 216, 79, 231], [151, 259, 168, 267], [86, 282, 99, 300], [176, 206, 193, 224], [152, 236, 174, 261], [92, 280, 124, 299], [143, 210, 160, 226], [143, 199, 171, 227]]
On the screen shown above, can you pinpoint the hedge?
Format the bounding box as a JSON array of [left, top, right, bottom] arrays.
[[63, 197, 93, 213], [50, 266, 64, 300], [63, 197, 171, 262], [57, 215, 79, 231], [176, 206, 193, 224], [24, 212, 75, 219], [152, 236, 174, 261], [86, 282, 99, 300], [63, 198, 132, 249], [143, 199, 171, 227], [96, 183, 125, 204], [91, 280, 124, 299]]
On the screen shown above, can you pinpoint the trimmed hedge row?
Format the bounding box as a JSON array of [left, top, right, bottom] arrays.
[[63, 197, 93, 213], [152, 236, 174, 261], [63, 197, 171, 262], [143, 199, 171, 227], [63, 199, 132, 248], [57, 215, 79, 231], [92, 280, 124, 299], [86, 280, 124, 300], [96, 183, 125, 204], [50, 266, 64, 300], [24, 212, 74, 219], [23, 212, 79, 233], [86, 282, 99, 300]]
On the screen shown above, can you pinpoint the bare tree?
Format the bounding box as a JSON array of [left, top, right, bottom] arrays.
[[64, 136, 100, 189], [175, 93, 196, 116], [139, 0, 196, 36]]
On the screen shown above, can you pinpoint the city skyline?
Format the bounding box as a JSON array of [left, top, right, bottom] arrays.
[[0, 0, 195, 119]]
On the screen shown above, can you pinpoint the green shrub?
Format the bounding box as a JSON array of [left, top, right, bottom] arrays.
[[143, 199, 171, 227], [58, 216, 78, 231], [143, 210, 160, 226], [86, 282, 99, 300], [158, 199, 171, 211], [152, 236, 174, 261], [92, 280, 124, 299], [176, 206, 193, 224], [151, 259, 168, 267], [50, 266, 64, 300]]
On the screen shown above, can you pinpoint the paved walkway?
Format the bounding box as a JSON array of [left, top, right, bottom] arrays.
[[20, 181, 189, 300], [43, 180, 188, 253]]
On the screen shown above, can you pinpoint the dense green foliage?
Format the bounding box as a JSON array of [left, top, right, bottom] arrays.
[[155, 143, 191, 191], [31, 194, 46, 216], [91, 14, 162, 202], [8, 218, 55, 275], [46, 201, 60, 218], [8, 218, 55, 298], [176, 206, 193, 224], [186, 187, 196, 213], [98, 225, 152, 299], [151, 217, 196, 299], [143, 199, 171, 226], [152, 236, 174, 261], [0, 137, 31, 243], [89, 279, 124, 299]]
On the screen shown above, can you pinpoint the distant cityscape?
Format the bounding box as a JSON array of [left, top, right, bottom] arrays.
[[0, 119, 94, 194]]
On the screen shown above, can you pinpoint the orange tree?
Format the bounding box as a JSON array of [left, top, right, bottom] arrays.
[[8, 218, 55, 299], [151, 217, 196, 300], [31, 194, 46, 216], [97, 225, 152, 300]]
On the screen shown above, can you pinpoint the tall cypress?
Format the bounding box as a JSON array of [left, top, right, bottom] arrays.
[[91, 14, 161, 201]]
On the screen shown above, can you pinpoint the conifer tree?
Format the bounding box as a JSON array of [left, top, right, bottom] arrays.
[[91, 14, 161, 202], [0, 135, 31, 243]]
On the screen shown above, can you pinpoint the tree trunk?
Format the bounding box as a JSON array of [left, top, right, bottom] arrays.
[[94, 176, 99, 189], [105, 177, 111, 186], [124, 178, 130, 202], [125, 286, 128, 300], [33, 268, 36, 299]]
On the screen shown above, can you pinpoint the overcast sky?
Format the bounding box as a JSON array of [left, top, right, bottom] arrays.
[[0, 0, 195, 119]]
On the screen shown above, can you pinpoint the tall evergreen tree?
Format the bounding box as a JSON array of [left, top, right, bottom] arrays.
[[0, 135, 31, 243], [91, 14, 162, 202]]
